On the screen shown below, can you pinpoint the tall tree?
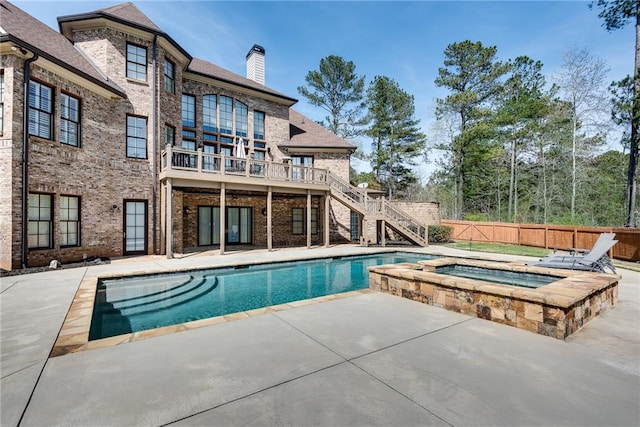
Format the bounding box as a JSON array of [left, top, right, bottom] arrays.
[[590, 0, 640, 226], [495, 56, 551, 222], [365, 76, 426, 199], [297, 55, 367, 139], [555, 48, 610, 221], [434, 40, 511, 219]]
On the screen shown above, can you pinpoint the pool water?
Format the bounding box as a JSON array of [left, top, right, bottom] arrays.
[[435, 264, 562, 289], [89, 252, 436, 340]]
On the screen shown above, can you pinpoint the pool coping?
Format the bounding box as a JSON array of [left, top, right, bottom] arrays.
[[50, 252, 429, 357]]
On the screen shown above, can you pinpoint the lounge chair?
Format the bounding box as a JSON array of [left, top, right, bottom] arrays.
[[527, 234, 617, 274]]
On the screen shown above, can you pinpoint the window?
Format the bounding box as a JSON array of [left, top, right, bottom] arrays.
[[292, 155, 313, 180], [60, 196, 80, 247], [219, 96, 233, 135], [60, 93, 80, 147], [0, 71, 4, 134], [235, 100, 248, 137], [182, 131, 196, 150], [28, 80, 53, 139], [163, 58, 175, 93], [126, 115, 147, 158], [292, 207, 318, 235], [28, 193, 52, 249], [311, 208, 319, 235], [202, 143, 217, 170], [350, 210, 360, 241], [292, 208, 304, 235], [126, 43, 147, 81], [164, 124, 175, 146], [198, 206, 220, 245], [203, 95, 217, 133], [254, 111, 265, 140], [182, 94, 195, 128], [227, 207, 253, 244]]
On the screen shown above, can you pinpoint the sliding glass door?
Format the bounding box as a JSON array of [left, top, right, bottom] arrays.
[[227, 207, 252, 244], [198, 206, 252, 245]]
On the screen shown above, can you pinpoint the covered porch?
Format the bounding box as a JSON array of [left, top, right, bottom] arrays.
[[160, 146, 335, 257]]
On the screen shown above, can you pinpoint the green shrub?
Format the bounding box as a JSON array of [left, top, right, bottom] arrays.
[[428, 225, 452, 243]]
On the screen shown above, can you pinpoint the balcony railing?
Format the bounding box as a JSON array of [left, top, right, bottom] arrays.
[[161, 145, 329, 186]]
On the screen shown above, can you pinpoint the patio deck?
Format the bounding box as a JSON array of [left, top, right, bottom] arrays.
[[1, 245, 638, 426]]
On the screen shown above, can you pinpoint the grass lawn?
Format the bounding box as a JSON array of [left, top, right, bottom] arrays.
[[444, 241, 552, 257]]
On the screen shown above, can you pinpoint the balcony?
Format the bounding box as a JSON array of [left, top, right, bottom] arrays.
[[160, 145, 330, 192]]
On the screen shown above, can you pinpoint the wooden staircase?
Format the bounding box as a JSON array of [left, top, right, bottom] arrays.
[[328, 173, 428, 247]]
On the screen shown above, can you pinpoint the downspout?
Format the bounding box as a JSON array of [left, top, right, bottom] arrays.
[[21, 51, 39, 269], [151, 35, 158, 254]]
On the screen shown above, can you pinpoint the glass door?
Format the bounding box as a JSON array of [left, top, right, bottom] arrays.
[[198, 206, 220, 245], [124, 200, 147, 254], [226, 207, 252, 244]]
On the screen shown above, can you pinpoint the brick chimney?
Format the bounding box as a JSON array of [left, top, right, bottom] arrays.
[[246, 44, 265, 85]]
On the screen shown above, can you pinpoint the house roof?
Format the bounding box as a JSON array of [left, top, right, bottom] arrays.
[[89, 2, 161, 31], [282, 110, 357, 151], [57, 2, 190, 62], [0, 0, 125, 98], [58, 1, 296, 105], [187, 58, 297, 106]]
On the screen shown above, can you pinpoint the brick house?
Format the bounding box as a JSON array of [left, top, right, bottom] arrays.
[[0, 0, 431, 271]]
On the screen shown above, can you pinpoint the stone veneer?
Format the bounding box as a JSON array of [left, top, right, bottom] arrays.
[[368, 257, 619, 340]]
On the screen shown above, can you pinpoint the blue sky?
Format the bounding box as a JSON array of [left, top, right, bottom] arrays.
[[13, 0, 635, 178]]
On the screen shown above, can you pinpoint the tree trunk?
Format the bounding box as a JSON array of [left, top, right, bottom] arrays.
[[625, 8, 640, 227], [508, 135, 516, 222]]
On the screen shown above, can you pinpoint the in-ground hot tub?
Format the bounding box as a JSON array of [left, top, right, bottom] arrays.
[[368, 257, 620, 339]]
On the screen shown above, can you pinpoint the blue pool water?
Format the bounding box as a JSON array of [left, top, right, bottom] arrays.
[[435, 265, 561, 289], [89, 252, 437, 340]]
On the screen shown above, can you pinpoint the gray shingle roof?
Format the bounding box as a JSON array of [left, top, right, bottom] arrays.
[[187, 58, 297, 105], [94, 2, 161, 31], [283, 110, 356, 151], [0, 0, 125, 97], [57, 1, 294, 105]]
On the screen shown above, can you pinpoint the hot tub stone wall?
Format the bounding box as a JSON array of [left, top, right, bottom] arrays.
[[369, 261, 619, 340]]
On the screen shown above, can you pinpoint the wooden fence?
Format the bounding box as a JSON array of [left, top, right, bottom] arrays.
[[440, 220, 640, 262]]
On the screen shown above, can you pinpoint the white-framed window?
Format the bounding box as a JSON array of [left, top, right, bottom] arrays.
[[28, 80, 53, 139], [60, 195, 80, 247], [60, 93, 80, 146]]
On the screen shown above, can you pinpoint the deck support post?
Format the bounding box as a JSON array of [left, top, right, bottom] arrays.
[[166, 179, 173, 258], [220, 183, 226, 255], [306, 190, 312, 248], [267, 187, 273, 251], [324, 192, 330, 247]]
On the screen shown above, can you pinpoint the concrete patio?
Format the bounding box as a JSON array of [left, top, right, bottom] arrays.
[[1, 245, 639, 426]]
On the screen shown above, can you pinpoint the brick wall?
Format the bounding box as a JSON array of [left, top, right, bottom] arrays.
[[177, 190, 325, 252]]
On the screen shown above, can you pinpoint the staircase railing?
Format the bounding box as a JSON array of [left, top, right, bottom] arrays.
[[328, 173, 427, 246]]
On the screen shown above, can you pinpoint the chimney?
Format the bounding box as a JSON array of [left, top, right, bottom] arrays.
[[246, 44, 265, 85]]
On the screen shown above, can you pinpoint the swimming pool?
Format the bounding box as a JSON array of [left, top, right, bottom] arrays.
[[89, 252, 437, 340], [435, 264, 561, 288]]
